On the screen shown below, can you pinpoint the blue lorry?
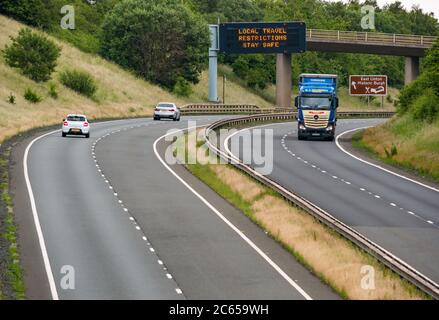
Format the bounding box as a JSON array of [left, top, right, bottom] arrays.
[[294, 74, 339, 141]]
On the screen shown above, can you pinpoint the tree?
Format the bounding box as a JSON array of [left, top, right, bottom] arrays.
[[398, 38, 439, 117], [100, 0, 209, 88], [0, 0, 52, 28], [3, 28, 61, 82]]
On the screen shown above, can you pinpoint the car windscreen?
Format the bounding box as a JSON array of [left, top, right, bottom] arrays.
[[67, 116, 86, 122], [300, 97, 332, 110]]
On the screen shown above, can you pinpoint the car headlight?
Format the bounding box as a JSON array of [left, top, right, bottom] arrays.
[[299, 124, 306, 130], [326, 125, 334, 131]]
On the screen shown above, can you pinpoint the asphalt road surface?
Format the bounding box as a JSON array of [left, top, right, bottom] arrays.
[[227, 119, 439, 285], [14, 116, 337, 300]]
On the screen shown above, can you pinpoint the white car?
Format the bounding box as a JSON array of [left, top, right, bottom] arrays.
[[62, 114, 90, 138], [153, 102, 181, 121]]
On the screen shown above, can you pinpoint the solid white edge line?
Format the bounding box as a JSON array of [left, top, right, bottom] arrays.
[[336, 127, 439, 193], [224, 123, 287, 165], [24, 130, 60, 300], [153, 127, 312, 301]]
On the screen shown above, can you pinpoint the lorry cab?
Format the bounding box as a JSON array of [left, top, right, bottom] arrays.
[[295, 74, 339, 141]]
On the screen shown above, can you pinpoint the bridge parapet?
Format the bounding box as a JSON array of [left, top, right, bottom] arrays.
[[307, 29, 437, 48]]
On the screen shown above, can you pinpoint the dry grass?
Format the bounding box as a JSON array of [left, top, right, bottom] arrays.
[[183, 131, 426, 300], [190, 69, 274, 108], [252, 196, 421, 300], [211, 165, 264, 202], [0, 15, 274, 143], [360, 115, 439, 182], [0, 15, 187, 142]]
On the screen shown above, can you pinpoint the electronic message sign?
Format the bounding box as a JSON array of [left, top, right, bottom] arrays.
[[219, 22, 306, 54]]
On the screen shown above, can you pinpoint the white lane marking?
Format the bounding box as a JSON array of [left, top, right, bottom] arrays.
[[24, 130, 60, 300], [230, 123, 438, 229], [176, 288, 183, 294], [153, 129, 312, 300], [336, 127, 439, 193]]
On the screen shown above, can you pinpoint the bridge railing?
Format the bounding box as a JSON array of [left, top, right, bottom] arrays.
[[307, 29, 437, 47]]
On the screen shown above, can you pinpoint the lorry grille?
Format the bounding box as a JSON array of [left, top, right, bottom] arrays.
[[303, 112, 330, 129]]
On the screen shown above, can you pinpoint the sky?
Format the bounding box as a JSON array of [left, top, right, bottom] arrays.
[[326, 1, 439, 19]]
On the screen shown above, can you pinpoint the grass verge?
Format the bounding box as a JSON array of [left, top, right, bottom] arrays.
[[352, 114, 439, 184], [175, 128, 429, 300], [0, 145, 26, 300]]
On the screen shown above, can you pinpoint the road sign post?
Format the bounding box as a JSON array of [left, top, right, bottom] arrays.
[[209, 25, 220, 102]]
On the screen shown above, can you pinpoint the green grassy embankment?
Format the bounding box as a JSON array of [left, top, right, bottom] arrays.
[[353, 114, 439, 183]]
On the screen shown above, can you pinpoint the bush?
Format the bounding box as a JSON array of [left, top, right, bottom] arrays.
[[59, 70, 97, 98], [24, 88, 42, 103], [48, 83, 58, 99], [173, 77, 193, 97], [100, 0, 209, 89], [411, 88, 439, 122], [2, 28, 60, 82], [7, 93, 16, 104]]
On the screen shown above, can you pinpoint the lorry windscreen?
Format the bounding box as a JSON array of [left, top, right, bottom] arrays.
[[301, 97, 331, 110]]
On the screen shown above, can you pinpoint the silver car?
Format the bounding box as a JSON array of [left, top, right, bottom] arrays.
[[62, 114, 91, 138], [153, 102, 181, 121]]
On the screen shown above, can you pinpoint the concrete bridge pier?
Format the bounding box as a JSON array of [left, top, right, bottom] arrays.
[[276, 53, 292, 108], [405, 56, 420, 85]]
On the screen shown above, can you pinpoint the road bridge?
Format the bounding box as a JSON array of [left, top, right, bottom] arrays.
[[306, 29, 437, 84], [275, 29, 436, 107]]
